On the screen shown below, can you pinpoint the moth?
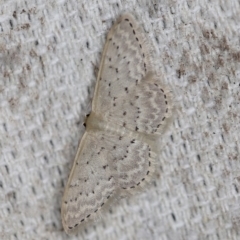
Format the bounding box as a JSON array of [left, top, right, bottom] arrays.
[[61, 13, 171, 235]]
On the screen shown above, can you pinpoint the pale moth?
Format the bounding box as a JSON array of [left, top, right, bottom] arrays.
[[61, 13, 172, 235]]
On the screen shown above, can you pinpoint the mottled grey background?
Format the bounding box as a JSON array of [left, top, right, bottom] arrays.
[[0, 0, 240, 239]]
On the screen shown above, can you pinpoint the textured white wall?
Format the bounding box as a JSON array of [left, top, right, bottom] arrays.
[[0, 0, 240, 239]]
